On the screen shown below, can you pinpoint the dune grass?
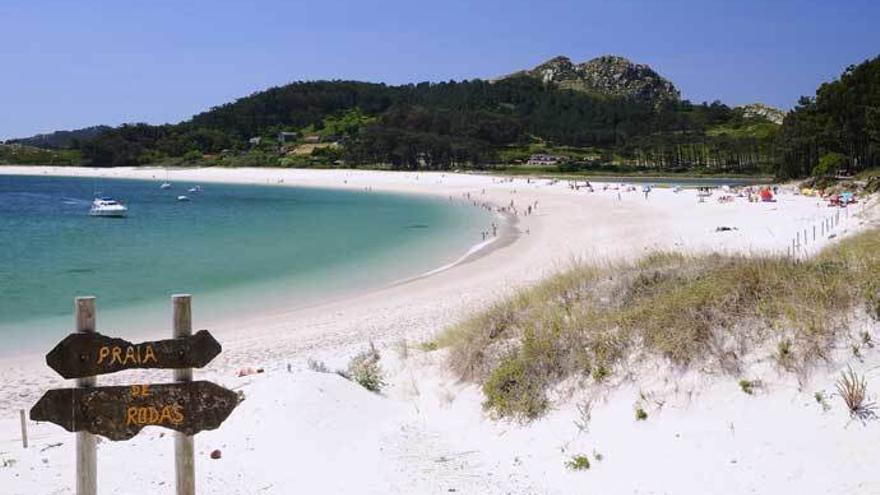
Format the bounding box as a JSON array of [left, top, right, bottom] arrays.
[[439, 228, 880, 421]]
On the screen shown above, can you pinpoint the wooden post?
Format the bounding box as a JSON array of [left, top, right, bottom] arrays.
[[173, 294, 195, 495], [19, 409, 28, 449], [75, 297, 97, 495], [813, 225, 816, 242]]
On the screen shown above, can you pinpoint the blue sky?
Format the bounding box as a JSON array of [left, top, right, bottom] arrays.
[[1, 0, 878, 139]]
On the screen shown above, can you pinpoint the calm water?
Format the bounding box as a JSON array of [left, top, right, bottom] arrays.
[[0, 175, 490, 354]]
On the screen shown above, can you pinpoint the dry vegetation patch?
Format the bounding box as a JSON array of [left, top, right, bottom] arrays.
[[440, 229, 880, 420]]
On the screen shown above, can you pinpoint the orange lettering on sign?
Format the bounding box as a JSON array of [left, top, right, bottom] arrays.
[[111, 347, 123, 365], [97, 346, 111, 364], [123, 346, 137, 365], [126, 407, 138, 425], [97, 345, 160, 367], [130, 384, 150, 397], [125, 405, 186, 426], [142, 345, 157, 364]]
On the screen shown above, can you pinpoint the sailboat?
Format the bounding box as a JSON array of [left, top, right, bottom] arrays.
[[160, 170, 172, 189]]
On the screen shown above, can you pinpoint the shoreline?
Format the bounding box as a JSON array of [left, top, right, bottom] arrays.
[[0, 167, 870, 366], [0, 167, 513, 356], [1, 165, 878, 494]]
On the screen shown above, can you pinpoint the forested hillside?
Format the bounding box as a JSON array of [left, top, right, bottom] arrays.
[[7, 126, 110, 149], [776, 55, 880, 178], [73, 75, 778, 173], [11, 55, 879, 179]]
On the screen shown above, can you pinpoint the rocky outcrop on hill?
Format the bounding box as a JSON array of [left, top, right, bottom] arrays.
[[506, 55, 680, 107], [737, 103, 785, 124]]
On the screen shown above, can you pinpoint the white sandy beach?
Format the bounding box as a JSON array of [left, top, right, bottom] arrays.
[[0, 166, 878, 494]]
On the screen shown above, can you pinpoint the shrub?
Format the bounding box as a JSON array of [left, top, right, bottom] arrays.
[[419, 341, 438, 351], [307, 358, 330, 373], [346, 343, 385, 393], [635, 407, 648, 421], [591, 365, 610, 382], [777, 339, 792, 360], [565, 455, 591, 471], [835, 367, 876, 421], [482, 354, 548, 420], [182, 149, 202, 163], [573, 399, 593, 433], [739, 379, 757, 395], [812, 152, 846, 177]]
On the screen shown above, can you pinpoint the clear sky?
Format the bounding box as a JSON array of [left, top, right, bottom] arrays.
[[2, 0, 878, 140]]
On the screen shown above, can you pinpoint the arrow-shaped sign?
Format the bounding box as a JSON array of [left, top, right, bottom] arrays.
[[30, 381, 241, 441], [45, 330, 222, 379]]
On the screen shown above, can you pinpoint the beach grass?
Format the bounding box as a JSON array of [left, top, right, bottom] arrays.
[[440, 228, 880, 420]]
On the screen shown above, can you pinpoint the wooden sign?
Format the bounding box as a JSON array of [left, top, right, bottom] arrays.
[[46, 330, 222, 379], [30, 381, 241, 441], [34, 295, 236, 495]]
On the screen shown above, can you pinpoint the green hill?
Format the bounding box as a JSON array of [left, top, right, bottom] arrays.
[[77, 73, 779, 174], [8, 125, 111, 149], [23, 53, 880, 179]]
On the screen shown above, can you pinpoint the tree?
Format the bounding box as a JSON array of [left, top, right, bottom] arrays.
[[813, 152, 846, 177]]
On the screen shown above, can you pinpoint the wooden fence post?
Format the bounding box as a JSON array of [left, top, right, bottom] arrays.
[[173, 294, 195, 495], [19, 409, 28, 449], [75, 296, 97, 495]]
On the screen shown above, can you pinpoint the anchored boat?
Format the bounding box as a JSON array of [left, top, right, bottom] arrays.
[[89, 197, 128, 217]]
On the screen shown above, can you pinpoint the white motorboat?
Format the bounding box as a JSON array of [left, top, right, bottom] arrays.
[[160, 182, 172, 189], [90, 197, 128, 217], [177, 195, 190, 202], [187, 185, 202, 193]]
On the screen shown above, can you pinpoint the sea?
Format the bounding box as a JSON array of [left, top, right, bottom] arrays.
[[0, 174, 491, 355]]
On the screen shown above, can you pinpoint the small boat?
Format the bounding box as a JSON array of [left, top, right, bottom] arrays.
[[90, 197, 128, 217], [187, 185, 202, 193], [177, 195, 190, 202], [160, 182, 172, 189]]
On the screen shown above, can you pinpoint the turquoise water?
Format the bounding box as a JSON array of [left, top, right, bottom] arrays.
[[0, 175, 490, 354]]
